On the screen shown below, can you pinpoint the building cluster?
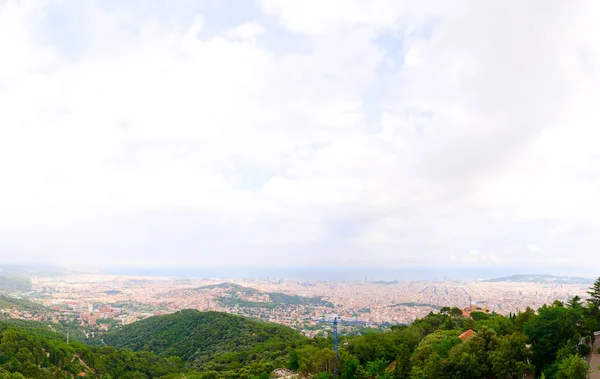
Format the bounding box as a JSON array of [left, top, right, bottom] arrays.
[[3, 273, 589, 335]]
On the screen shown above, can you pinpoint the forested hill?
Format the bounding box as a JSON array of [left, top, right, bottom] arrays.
[[0, 318, 189, 378], [0, 295, 47, 313], [194, 282, 334, 308], [101, 310, 307, 373]]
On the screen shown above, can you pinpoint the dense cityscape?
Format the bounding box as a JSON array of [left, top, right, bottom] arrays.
[[1, 272, 590, 338]]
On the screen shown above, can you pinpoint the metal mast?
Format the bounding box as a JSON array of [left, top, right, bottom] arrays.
[[333, 317, 339, 377]]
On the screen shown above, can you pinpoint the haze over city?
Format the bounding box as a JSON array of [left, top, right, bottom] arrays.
[[2, 0, 600, 276]]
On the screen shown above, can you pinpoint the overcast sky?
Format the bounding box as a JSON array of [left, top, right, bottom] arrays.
[[1, 1, 599, 273]]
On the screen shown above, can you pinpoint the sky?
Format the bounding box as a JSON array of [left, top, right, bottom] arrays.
[[1, 0, 600, 274]]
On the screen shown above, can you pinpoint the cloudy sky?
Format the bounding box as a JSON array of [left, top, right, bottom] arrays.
[[1, 0, 599, 273]]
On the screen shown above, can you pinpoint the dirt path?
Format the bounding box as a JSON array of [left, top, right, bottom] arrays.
[[589, 333, 600, 379]]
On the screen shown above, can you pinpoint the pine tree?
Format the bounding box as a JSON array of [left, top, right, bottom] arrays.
[[567, 295, 582, 309], [587, 277, 600, 311]]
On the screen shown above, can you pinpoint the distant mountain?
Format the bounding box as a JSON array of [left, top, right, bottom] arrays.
[[483, 274, 594, 284], [0, 295, 46, 313], [0, 264, 66, 277], [0, 275, 32, 293], [100, 310, 307, 372], [196, 282, 334, 309]]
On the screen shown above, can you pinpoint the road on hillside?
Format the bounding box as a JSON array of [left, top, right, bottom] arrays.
[[589, 332, 600, 379]]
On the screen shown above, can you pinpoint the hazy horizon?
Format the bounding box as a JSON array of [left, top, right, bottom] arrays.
[[2, 1, 600, 271], [2, 263, 598, 282]]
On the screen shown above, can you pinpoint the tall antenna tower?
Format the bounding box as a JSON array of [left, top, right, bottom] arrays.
[[333, 317, 339, 377]]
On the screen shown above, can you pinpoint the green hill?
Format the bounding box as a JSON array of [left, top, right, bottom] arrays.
[[0, 295, 46, 313], [0, 319, 191, 378], [0, 316, 87, 343], [101, 310, 307, 373], [196, 282, 334, 309]]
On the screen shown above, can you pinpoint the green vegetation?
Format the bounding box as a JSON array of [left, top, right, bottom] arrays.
[[390, 302, 442, 309], [0, 319, 192, 378], [0, 296, 46, 314], [0, 318, 85, 343], [197, 283, 334, 309], [195, 283, 256, 292], [267, 292, 333, 307], [2, 278, 600, 378], [100, 310, 307, 376]]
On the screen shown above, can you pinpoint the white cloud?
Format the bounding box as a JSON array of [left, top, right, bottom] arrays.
[[260, 0, 406, 35], [225, 21, 265, 42], [527, 244, 541, 253], [1, 0, 600, 271]]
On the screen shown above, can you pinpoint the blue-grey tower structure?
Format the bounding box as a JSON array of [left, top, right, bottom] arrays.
[[333, 317, 339, 377]]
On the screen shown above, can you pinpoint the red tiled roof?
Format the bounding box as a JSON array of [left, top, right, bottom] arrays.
[[459, 329, 476, 341]]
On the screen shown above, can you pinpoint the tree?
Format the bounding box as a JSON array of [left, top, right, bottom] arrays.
[[477, 315, 516, 336], [588, 276, 600, 311], [524, 306, 582, 372], [490, 332, 533, 379], [393, 344, 411, 379], [0, 373, 26, 379], [444, 327, 498, 379], [365, 358, 388, 378], [288, 350, 300, 371], [342, 358, 360, 379], [411, 330, 462, 378], [514, 307, 537, 331], [444, 340, 488, 379], [567, 296, 582, 309], [470, 312, 489, 321], [449, 307, 463, 318], [555, 354, 589, 379], [442, 317, 455, 330]]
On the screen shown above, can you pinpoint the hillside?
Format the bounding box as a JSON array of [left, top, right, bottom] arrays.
[[101, 310, 307, 373], [0, 275, 32, 293], [484, 274, 594, 284], [0, 319, 193, 378], [196, 282, 334, 309], [0, 316, 87, 343], [0, 295, 46, 313]]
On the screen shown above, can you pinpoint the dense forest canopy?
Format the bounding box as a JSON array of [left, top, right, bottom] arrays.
[[101, 310, 306, 373], [0, 277, 599, 378]]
